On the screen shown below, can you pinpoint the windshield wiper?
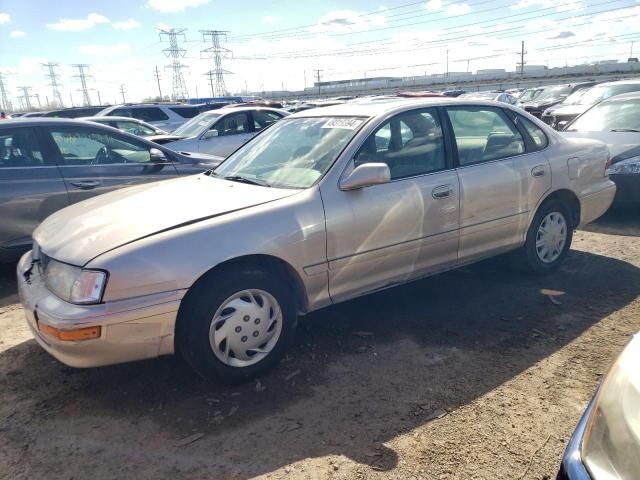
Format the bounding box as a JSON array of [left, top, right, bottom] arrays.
[[611, 128, 640, 133], [224, 175, 271, 187]]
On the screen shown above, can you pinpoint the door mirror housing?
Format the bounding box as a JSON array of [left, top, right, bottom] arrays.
[[202, 129, 219, 139], [149, 147, 167, 162], [556, 120, 569, 131], [340, 163, 391, 190]]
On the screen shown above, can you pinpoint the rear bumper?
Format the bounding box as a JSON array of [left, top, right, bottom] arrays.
[[610, 174, 640, 206], [578, 183, 616, 226], [17, 251, 180, 368]]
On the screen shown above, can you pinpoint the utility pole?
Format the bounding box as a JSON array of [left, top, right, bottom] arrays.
[[154, 65, 163, 100], [97, 90, 102, 105], [517, 41, 527, 78], [314, 69, 322, 97], [631, 41, 635, 59], [34, 94, 42, 109], [17, 86, 34, 110], [0, 73, 12, 112], [71, 64, 92, 106], [42, 62, 64, 108], [200, 30, 232, 97], [446, 49, 449, 79], [158, 28, 189, 101], [69, 92, 74, 107], [119, 84, 126, 103]]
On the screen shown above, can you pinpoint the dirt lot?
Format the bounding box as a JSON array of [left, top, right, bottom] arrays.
[[1, 209, 639, 480]]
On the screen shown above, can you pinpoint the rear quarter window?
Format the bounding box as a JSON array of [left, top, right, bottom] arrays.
[[169, 107, 200, 118]]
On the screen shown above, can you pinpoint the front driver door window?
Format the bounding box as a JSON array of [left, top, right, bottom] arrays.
[[321, 108, 460, 302], [47, 126, 178, 204]]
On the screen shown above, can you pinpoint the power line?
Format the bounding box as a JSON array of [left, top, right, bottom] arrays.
[[159, 28, 189, 101], [154, 65, 163, 99], [71, 64, 92, 106], [42, 62, 64, 108], [200, 30, 232, 96], [0, 73, 12, 112]]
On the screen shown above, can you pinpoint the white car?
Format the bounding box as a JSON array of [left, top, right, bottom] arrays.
[[458, 91, 519, 105], [161, 107, 289, 157], [95, 103, 201, 132]]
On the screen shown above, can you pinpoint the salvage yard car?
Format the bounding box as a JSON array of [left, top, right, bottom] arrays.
[[563, 91, 640, 206], [17, 98, 616, 382], [558, 332, 640, 479], [0, 118, 222, 261]]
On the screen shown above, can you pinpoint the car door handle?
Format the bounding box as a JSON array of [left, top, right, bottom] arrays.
[[70, 180, 102, 190], [432, 185, 453, 199], [531, 165, 546, 177]]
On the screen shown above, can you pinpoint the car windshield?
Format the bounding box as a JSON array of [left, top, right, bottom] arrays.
[[562, 89, 589, 105], [568, 99, 640, 132], [578, 83, 640, 106], [172, 112, 221, 137], [519, 89, 542, 102], [534, 85, 572, 101], [213, 116, 365, 189]]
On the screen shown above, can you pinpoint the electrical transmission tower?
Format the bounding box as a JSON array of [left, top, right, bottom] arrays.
[[0, 73, 12, 112], [72, 64, 93, 106], [42, 62, 64, 107], [159, 28, 189, 101], [200, 30, 232, 97], [17, 86, 35, 111]]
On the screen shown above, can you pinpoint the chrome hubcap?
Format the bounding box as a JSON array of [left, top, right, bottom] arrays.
[[536, 212, 567, 264], [209, 289, 282, 367]]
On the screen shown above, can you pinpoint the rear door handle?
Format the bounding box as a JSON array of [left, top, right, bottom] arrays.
[[531, 165, 546, 177], [432, 185, 453, 199], [70, 180, 102, 190]]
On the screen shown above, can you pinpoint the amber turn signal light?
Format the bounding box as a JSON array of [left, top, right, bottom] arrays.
[[38, 322, 101, 341]]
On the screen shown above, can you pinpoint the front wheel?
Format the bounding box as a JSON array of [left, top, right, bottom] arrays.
[[517, 200, 573, 275], [177, 268, 297, 383]]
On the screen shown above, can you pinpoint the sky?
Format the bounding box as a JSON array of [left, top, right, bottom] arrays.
[[0, 0, 639, 108]]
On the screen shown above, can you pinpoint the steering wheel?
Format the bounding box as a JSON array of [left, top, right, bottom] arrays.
[[93, 146, 111, 165]]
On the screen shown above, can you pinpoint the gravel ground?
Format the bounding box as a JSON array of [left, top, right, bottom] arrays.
[[0, 209, 639, 480]]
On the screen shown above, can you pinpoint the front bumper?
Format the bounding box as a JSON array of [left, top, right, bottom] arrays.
[[17, 251, 181, 368], [557, 395, 596, 480], [610, 174, 640, 206]]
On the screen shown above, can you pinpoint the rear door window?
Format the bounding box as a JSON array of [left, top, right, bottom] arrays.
[[169, 107, 200, 118], [446, 107, 525, 166], [0, 127, 46, 168], [133, 107, 169, 122], [252, 110, 284, 132]]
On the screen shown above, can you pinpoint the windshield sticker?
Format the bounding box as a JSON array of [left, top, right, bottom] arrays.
[[321, 118, 363, 130]]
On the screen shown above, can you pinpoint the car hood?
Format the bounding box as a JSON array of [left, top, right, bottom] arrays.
[[33, 175, 299, 266], [561, 131, 640, 161], [545, 104, 590, 116], [523, 97, 564, 109]]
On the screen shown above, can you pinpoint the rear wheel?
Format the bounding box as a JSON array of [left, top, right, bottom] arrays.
[[177, 267, 297, 383], [517, 199, 573, 274]]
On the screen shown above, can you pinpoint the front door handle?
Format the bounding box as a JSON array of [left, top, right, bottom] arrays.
[[70, 180, 102, 190], [432, 185, 453, 199], [531, 165, 546, 178]]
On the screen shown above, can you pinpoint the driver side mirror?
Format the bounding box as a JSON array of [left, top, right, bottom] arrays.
[[150, 147, 167, 162], [340, 163, 391, 190], [556, 121, 569, 131], [202, 129, 219, 139]]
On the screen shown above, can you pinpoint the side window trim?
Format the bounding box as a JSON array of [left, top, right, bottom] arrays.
[[503, 109, 537, 153], [510, 111, 550, 153]]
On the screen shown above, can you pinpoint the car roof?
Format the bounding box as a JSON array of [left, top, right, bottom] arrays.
[[287, 97, 505, 118], [600, 91, 640, 101], [80, 116, 147, 122], [593, 79, 640, 87], [0, 117, 140, 128]]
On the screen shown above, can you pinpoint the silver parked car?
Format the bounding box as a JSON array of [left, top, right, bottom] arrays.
[[162, 107, 289, 157], [95, 103, 201, 132], [17, 98, 615, 382], [0, 118, 222, 261], [80, 116, 169, 138]]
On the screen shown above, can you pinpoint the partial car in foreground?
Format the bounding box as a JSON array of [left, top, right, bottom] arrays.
[[557, 332, 639, 479], [542, 79, 640, 129], [160, 107, 288, 157], [562, 91, 640, 206], [17, 98, 615, 382], [0, 118, 222, 261]]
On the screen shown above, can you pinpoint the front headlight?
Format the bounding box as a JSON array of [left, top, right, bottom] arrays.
[[45, 259, 107, 305], [608, 156, 640, 175], [581, 334, 640, 479]]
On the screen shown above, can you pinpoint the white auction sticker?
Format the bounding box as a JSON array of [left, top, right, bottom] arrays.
[[321, 118, 363, 130]]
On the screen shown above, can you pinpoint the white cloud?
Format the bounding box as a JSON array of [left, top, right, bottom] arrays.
[[79, 43, 130, 56], [311, 10, 385, 34], [155, 22, 172, 31], [10, 30, 25, 38], [446, 3, 471, 15], [112, 19, 141, 30], [512, 0, 583, 12], [425, 0, 443, 12], [47, 13, 110, 32], [0, 13, 9, 24], [146, 0, 210, 13], [262, 15, 280, 24]]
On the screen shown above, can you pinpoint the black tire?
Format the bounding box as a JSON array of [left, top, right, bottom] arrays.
[[517, 199, 574, 275], [176, 267, 298, 383]]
